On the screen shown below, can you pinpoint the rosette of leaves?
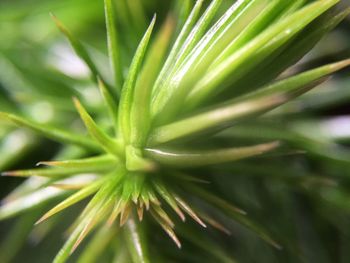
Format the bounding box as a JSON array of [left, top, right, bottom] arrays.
[[1, 0, 350, 262]]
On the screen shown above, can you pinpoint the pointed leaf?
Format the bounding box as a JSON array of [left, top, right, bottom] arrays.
[[2, 165, 110, 178], [149, 59, 350, 145], [152, 0, 204, 99], [38, 154, 117, 169], [239, 59, 350, 102], [152, 180, 185, 221], [51, 14, 104, 84], [174, 196, 206, 227], [146, 142, 279, 167], [0, 112, 100, 151], [152, 0, 271, 120], [118, 16, 156, 143], [53, 212, 96, 263], [152, 0, 222, 120], [73, 98, 123, 157], [149, 91, 285, 143], [230, 7, 350, 95], [98, 78, 119, 134], [36, 178, 105, 225], [186, 0, 339, 108], [198, 212, 231, 235], [77, 225, 118, 263], [150, 209, 181, 248], [187, 184, 247, 217], [104, 0, 123, 93], [0, 187, 66, 220], [189, 185, 281, 249], [54, 178, 120, 263], [130, 16, 175, 147], [124, 217, 151, 263], [151, 205, 175, 228]]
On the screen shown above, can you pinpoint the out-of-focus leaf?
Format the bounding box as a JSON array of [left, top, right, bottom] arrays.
[[0, 112, 100, 151], [104, 0, 123, 93], [0, 186, 67, 220], [77, 224, 118, 263], [124, 217, 151, 263]]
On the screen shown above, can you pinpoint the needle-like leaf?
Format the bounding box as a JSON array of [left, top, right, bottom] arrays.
[[212, 0, 289, 66], [38, 154, 117, 169], [151, 0, 223, 121], [104, 0, 123, 93], [187, 184, 247, 217], [77, 225, 118, 263], [150, 209, 181, 248], [174, 196, 206, 227], [35, 178, 105, 225], [124, 217, 151, 263], [2, 166, 108, 178], [152, 0, 205, 99], [50, 14, 104, 84], [118, 15, 156, 143], [0, 112, 100, 151], [130, 16, 175, 147], [0, 187, 66, 220], [238, 59, 350, 102], [189, 184, 281, 249], [54, 177, 121, 263], [98, 78, 119, 134], [53, 209, 98, 263], [235, 7, 350, 94], [73, 98, 123, 157], [186, 0, 339, 109], [152, 180, 185, 221], [198, 212, 231, 235], [146, 142, 279, 167], [148, 95, 286, 145], [150, 58, 350, 145]]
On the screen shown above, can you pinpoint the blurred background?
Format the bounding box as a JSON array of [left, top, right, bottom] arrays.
[[0, 0, 350, 262]]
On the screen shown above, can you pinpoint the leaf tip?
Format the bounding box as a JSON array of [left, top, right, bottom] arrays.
[[332, 58, 350, 71], [1, 171, 18, 177]]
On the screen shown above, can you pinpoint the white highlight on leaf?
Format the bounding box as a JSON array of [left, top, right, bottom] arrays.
[[48, 43, 89, 78]]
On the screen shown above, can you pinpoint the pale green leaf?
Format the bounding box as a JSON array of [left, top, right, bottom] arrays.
[[77, 225, 118, 263], [104, 0, 123, 92], [151, 0, 204, 100], [148, 95, 286, 145], [73, 98, 123, 157], [149, 59, 350, 145], [130, 16, 175, 147], [38, 154, 117, 169], [2, 165, 109, 178], [152, 0, 223, 122], [146, 142, 279, 167], [51, 14, 104, 84], [0, 112, 100, 151], [186, 0, 339, 109], [124, 217, 151, 263], [118, 16, 156, 143], [35, 178, 105, 224], [98, 78, 119, 134], [0, 186, 67, 220]]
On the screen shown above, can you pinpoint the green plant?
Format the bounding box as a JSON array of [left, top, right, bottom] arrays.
[[1, 0, 350, 262]]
